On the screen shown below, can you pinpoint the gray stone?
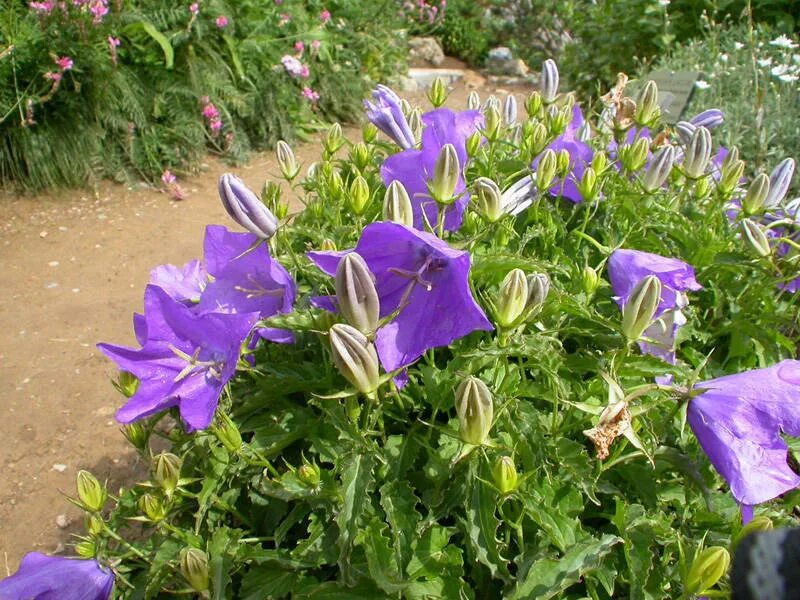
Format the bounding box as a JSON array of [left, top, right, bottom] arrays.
[[486, 47, 530, 77], [488, 46, 513, 62], [407, 68, 464, 89], [394, 75, 419, 93], [408, 37, 445, 67]]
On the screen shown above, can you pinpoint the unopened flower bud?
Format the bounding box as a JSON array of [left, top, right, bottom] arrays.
[[335, 253, 379, 334], [276, 140, 300, 180], [115, 371, 139, 398], [474, 177, 503, 223], [362, 122, 378, 143], [642, 145, 675, 192], [324, 122, 345, 155], [621, 275, 662, 342], [138, 493, 166, 522], [556, 149, 571, 178], [483, 106, 502, 140], [719, 157, 745, 196], [122, 422, 148, 452], [400, 98, 412, 118], [492, 456, 519, 495], [383, 180, 414, 226], [152, 452, 181, 495], [577, 166, 599, 202], [496, 269, 528, 328], [591, 151, 608, 174], [722, 146, 740, 172], [329, 324, 380, 394], [76, 470, 107, 513], [685, 546, 730, 595], [455, 377, 493, 446], [180, 547, 210, 593], [528, 122, 548, 156], [582, 265, 600, 295], [466, 131, 482, 157], [297, 461, 321, 488], [694, 175, 712, 199], [503, 94, 518, 125], [683, 126, 712, 179], [548, 105, 571, 136], [320, 238, 337, 251], [348, 176, 370, 215], [620, 137, 650, 173], [734, 515, 773, 549], [428, 77, 448, 108], [431, 143, 460, 204], [675, 120, 696, 145], [350, 142, 371, 171], [525, 91, 543, 117], [764, 157, 795, 208], [408, 108, 423, 144], [467, 90, 481, 110], [219, 174, 279, 239], [690, 108, 724, 130], [541, 59, 559, 103], [536, 149, 557, 191], [262, 181, 288, 220], [213, 412, 242, 453], [741, 218, 772, 257], [85, 513, 104, 536], [75, 540, 96, 559], [635, 80, 660, 125], [329, 171, 344, 202], [525, 273, 550, 317], [742, 173, 770, 214], [483, 95, 500, 112]]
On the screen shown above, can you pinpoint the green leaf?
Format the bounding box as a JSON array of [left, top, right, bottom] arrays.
[[507, 534, 622, 600], [406, 525, 462, 581], [465, 465, 510, 582], [379, 480, 421, 573], [126, 21, 173, 69], [208, 527, 242, 600], [358, 518, 407, 594], [336, 452, 376, 584], [522, 483, 582, 552], [239, 566, 316, 600]]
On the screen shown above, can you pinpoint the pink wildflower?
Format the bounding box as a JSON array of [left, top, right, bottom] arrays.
[[44, 71, 62, 82], [302, 87, 320, 102], [281, 55, 306, 77], [300, 64, 310, 78], [319, 9, 331, 23], [90, 0, 109, 25], [202, 103, 219, 120], [215, 15, 228, 28], [311, 40, 321, 51], [161, 170, 177, 185], [278, 13, 290, 25], [209, 118, 223, 132], [108, 36, 120, 65], [55, 55, 73, 71], [294, 40, 305, 54], [189, 2, 199, 14], [29, 1, 55, 13]]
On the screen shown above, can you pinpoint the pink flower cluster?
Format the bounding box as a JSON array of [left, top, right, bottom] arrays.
[[281, 55, 309, 79], [215, 15, 228, 28], [400, 0, 446, 25], [44, 55, 73, 83], [29, 0, 111, 25], [319, 9, 331, 23], [201, 97, 223, 134], [302, 87, 320, 103], [161, 170, 186, 201]]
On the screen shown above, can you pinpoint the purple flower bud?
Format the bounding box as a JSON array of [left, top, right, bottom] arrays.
[[642, 145, 676, 192], [218, 173, 278, 239], [541, 59, 559, 103], [364, 84, 416, 150], [683, 126, 712, 179], [689, 108, 724, 129], [503, 93, 518, 125], [764, 157, 795, 208], [675, 121, 696, 145]]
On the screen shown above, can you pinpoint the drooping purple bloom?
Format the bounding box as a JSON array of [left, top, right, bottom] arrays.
[[149, 259, 207, 304], [0, 553, 114, 600], [218, 174, 278, 240], [308, 221, 492, 372], [381, 108, 483, 231], [688, 360, 800, 508], [364, 85, 416, 150], [197, 225, 296, 344], [608, 249, 702, 363], [98, 285, 258, 431]]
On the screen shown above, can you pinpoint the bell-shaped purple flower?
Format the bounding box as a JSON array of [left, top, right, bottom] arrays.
[[364, 85, 416, 150], [149, 259, 207, 304], [608, 249, 702, 363], [688, 360, 800, 508], [98, 285, 258, 431], [0, 553, 114, 600], [381, 108, 483, 232], [308, 222, 492, 372]]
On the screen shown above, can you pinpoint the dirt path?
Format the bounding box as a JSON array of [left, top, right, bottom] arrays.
[[0, 72, 530, 571]]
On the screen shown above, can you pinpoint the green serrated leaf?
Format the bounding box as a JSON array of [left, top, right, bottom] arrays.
[[359, 518, 407, 594], [465, 464, 510, 582], [239, 566, 316, 600], [336, 452, 376, 584], [380, 480, 421, 572]]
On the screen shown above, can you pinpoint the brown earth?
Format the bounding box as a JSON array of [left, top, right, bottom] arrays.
[[0, 68, 532, 574]]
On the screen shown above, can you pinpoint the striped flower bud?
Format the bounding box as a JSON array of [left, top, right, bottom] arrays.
[[329, 324, 380, 394], [276, 140, 300, 180], [591, 151, 608, 174], [690, 108, 724, 129], [621, 275, 662, 342], [455, 377, 493, 446], [742, 173, 770, 215], [408, 108, 424, 145], [541, 59, 559, 103], [503, 93, 518, 125], [577, 167, 599, 202], [536, 149, 557, 191], [525, 273, 550, 317], [152, 452, 181, 495], [431, 143, 460, 204], [496, 269, 529, 328], [582, 265, 600, 295], [325, 122, 345, 155], [348, 176, 370, 215], [556, 148, 571, 178], [350, 142, 371, 171], [719, 156, 745, 196], [685, 546, 730, 595], [138, 493, 166, 522], [528, 122, 548, 155], [76, 470, 107, 513], [683, 126, 712, 179], [335, 253, 379, 334], [474, 177, 503, 223], [362, 122, 378, 143], [483, 95, 500, 112], [466, 130, 482, 157], [741, 218, 772, 257], [549, 104, 571, 136], [620, 137, 650, 173], [635, 80, 660, 125], [180, 548, 210, 594], [675, 120, 696, 145], [383, 180, 414, 226], [428, 76, 447, 107], [733, 515, 773, 549], [219, 174, 279, 239], [492, 456, 519, 495], [483, 106, 502, 140], [467, 90, 481, 110], [525, 91, 543, 117], [212, 412, 242, 453], [642, 145, 675, 192], [764, 157, 795, 208]]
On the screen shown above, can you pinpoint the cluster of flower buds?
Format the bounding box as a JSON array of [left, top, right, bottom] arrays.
[[494, 269, 551, 330]]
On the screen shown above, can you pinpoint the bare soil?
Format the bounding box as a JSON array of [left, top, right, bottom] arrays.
[[0, 70, 532, 573]]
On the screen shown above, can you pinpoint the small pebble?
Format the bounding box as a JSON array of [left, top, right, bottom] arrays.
[[52, 464, 67, 473], [55, 514, 70, 529], [48, 261, 59, 267]]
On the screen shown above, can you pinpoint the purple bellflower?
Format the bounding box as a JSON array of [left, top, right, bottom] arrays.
[[0, 553, 114, 600], [364, 85, 416, 150], [308, 221, 492, 372], [98, 285, 258, 431], [608, 249, 702, 363], [197, 225, 296, 344], [688, 360, 800, 513], [381, 108, 483, 232], [149, 259, 207, 304]]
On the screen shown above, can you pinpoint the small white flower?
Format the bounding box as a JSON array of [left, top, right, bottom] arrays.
[[771, 64, 791, 77], [734, 42, 745, 50], [719, 53, 729, 63], [657, 0, 670, 5], [778, 73, 799, 83], [695, 80, 710, 90], [757, 57, 773, 67], [769, 34, 798, 49]]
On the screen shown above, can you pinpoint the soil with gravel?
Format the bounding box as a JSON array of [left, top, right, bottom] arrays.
[[0, 69, 532, 573]]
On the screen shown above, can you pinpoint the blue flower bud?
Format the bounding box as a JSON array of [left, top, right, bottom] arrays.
[[764, 157, 795, 208], [503, 93, 518, 125], [218, 173, 279, 239], [541, 59, 559, 103], [683, 126, 712, 179], [642, 145, 675, 192], [689, 108, 724, 129], [675, 121, 696, 145]]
